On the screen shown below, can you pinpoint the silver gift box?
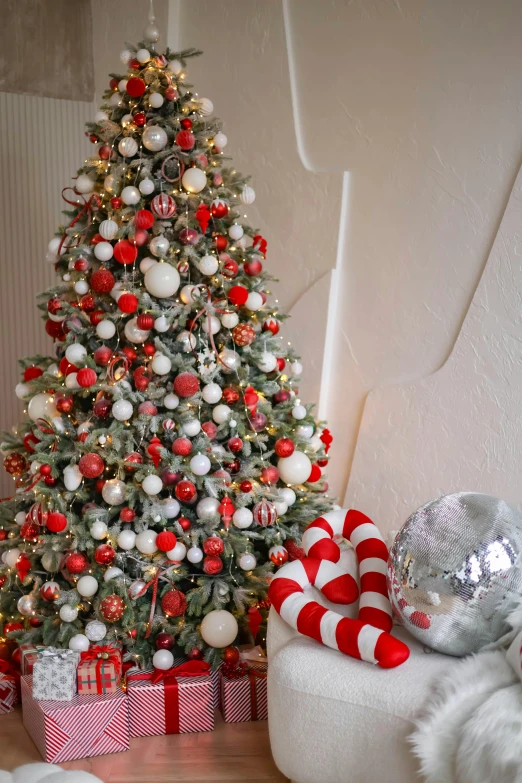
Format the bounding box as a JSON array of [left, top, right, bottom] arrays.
[[32, 647, 80, 701]]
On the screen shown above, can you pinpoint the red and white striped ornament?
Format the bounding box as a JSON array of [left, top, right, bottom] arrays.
[[162, 418, 175, 431], [268, 509, 410, 669], [151, 193, 177, 219]]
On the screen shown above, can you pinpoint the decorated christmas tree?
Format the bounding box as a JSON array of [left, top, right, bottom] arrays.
[[0, 17, 333, 669]]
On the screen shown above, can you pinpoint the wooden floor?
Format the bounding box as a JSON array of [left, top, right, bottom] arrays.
[[0, 707, 289, 782]]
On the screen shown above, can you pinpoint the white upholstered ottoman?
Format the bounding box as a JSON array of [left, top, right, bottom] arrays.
[[267, 606, 461, 783]]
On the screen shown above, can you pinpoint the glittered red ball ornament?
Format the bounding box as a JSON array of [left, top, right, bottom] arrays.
[[126, 76, 146, 97], [122, 346, 137, 363], [94, 544, 115, 565], [175, 480, 196, 502], [228, 285, 248, 307], [100, 594, 125, 622], [275, 438, 295, 458], [307, 464, 322, 483], [203, 555, 223, 575], [222, 257, 239, 278], [137, 313, 154, 330], [161, 589, 187, 617], [138, 401, 158, 416], [90, 269, 115, 293], [178, 516, 191, 531], [4, 453, 27, 476], [56, 394, 74, 413], [222, 646, 240, 665], [77, 368, 97, 388], [203, 536, 224, 556], [93, 397, 112, 418], [155, 631, 175, 650], [173, 372, 200, 398], [65, 552, 88, 573], [175, 130, 195, 150], [263, 318, 280, 335], [260, 466, 279, 485], [222, 387, 240, 404], [134, 209, 154, 229], [114, 239, 138, 265], [228, 436, 243, 453], [133, 111, 147, 127], [244, 259, 263, 276], [286, 539, 305, 561], [118, 293, 139, 313], [40, 581, 60, 602], [232, 324, 256, 347], [46, 512, 68, 533], [45, 319, 65, 339], [79, 453, 105, 478], [20, 521, 39, 540], [24, 366, 43, 382], [164, 86, 177, 101], [156, 531, 177, 551], [172, 437, 192, 456], [124, 452, 143, 472], [210, 199, 229, 219], [120, 507, 136, 523], [201, 421, 218, 440], [213, 234, 228, 252], [273, 389, 291, 404], [240, 480, 253, 493], [78, 294, 95, 313], [94, 346, 113, 366], [110, 197, 122, 209]]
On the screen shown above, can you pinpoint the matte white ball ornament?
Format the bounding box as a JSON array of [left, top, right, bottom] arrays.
[[277, 451, 312, 485], [202, 383, 222, 404], [257, 352, 277, 373], [180, 284, 197, 304], [99, 219, 119, 240], [151, 353, 172, 375], [219, 348, 240, 372], [63, 464, 82, 491], [183, 419, 201, 437], [291, 404, 307, 420], [273, 500, 288, 516], [69, 633, 91, 652], [190, 454, 211, 476], [135, 529, 158, 554], [240, 185, 256, 205], [213, 132, 228, 150], [75, 174, 95, 194], [199, 255, 218, 275], [200, 609, 238, 648], [228, 224, 244, 241], [90, 520, 108, 540], [197, 497, 219, 519], [232, 507, 253, 529], [182, 168, 207, 193], [136, 48, 150, 63], [10, 764, 58, 783], [221, 312, 239, 329], [118, 137, 138, 157], [28, 393, 58, 422], [149, 235, 170, 257], [139, 258, 156, 275], [4, 549, 20, 568], [118, 80, 128, 93], [278, 487, 297, 506], [103, 174, 118, 193], [186, 546, 203, 564], [96, 319, 116, 339], [15, 383, 29, 399], [309, 434, 323, 452], [65, 344, 87, 365], [246, 292, 263, 311], [15, 511, 26, 526], [295, 424, 314, 439], [95, 109, 109, 121], [238, 553, 257, 571], [65, 373, 80, 391], [85, 620, 107, 642], [142, 474, 163, 496], [144, 262, 180, 297], [104, 567, 124, 582], [117, 530, 136, 550], [102, 478, 127, 505], [139, 178, 155, 195], [154, 315, 169, 332], [59, 605, 78, 622], [77, 576, 99, 597], [109, 92, 122, 107], [112, 399, 133, 421], [124, 318, 150, 344], [142, 126, 168, 152], [212, 404, 231, 424], [290, 360, 303, 376], [201, 315, 220, 335], [121, 186, 140, 205], [153, 649, 174, 670], [198, 97, 214, 115], [149, 92, 164, 108], [167, 541, 186, 561], [163, 393, 180, 410], [161, 497, 180, 519], [94, 241, 113, 262], [48, 237, 62, 255]]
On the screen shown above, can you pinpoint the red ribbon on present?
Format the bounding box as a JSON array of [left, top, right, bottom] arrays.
[[222, 660, 267, 721], [80, 645, 122, 691], [129, 660, 210, 734]]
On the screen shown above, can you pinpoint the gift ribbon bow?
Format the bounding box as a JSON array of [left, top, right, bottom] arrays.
[[129, 660, 210, 734], [39, 647, 78, 660], [79, 645, 122, 692]]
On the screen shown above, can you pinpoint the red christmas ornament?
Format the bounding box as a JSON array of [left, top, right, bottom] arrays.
[[142, 342, 156, 358], [224, 458, 240, 475], [80, 294, 96, 312], [135, 375, 149, 392], [114, 239, 138, 265], [173, 372, 200, 398], [129, 58, 141, 70], [39, 464, 52, 477], [240, 480, 253, 493], [228, 285, 248, 307], [90, 310, 104, 325], [161, 589, 187, 617], [124, 452, 144, 472], [244, 259, 263, 276], [100, 594, 125, 622], [65, 552, 88, 573], [44, 476, 57, 487], [201, 421, 218, 439], [56, 394, 73, 413], [147, 436, 162, 468], [77, 368, 97, 388], [222, 387, 240, 405], [24, 366, 43, 382], [260, 466, 279, 485], [151, 194, 176, 219], [203, 536, 224, 556], [218, 497, 234, 516], [175, 130, 195, 150], [178, 516, 191, 531], [93, 397, 112, 418], [276, 357, 286, 372], [20, 521, 39, 540], [126, 77, 146, 97], [203, 555, 223, 575], [263, 318, 279, 335], [23, 433, 39, 453], [155, 631, 175, 650], [45, 319, 65, 340], [175, 480, 196, 502], [273, 389, 291, 404], [320, 428, 334, 454], [180, 117, 193, 130], [99, 144, 111, 160], [269, 545, 289, 566], [74, 258, 89, 272], [59, 357, 77, 376], [120, 507, 136, 523], [275, 438, 295, 458], [118, 293, 139, 313], [94, 346, 113, 366], [210, 199, 229, 219], [213, 234, 228, 252], [29, 617, 43, 628], [95, 478, 106, 493], [222, 646, 240, 665], [135, 209, 154, 229], [227, 437, 243, 453], [253, 498, 277, 527], [138, 400, 157, 416], [137, 313, 154, 330], [232, 324, 256, 347], [0, 530, 7, 541], [133, 111, 147, 127], [47, 298, 63, 316], [40, 581, 60, 602], [242, 387, 258, 414], [46, 512, 67, 533], [110, 197, 122, 209], [4, 453, 27, 476], [317, 458, 328, 467], [4, 622, 23, 635], [156, 531, 177, 551], [195, 203, 211, 233], [172, 437, 192, 456], [164, 86, 177, 101], [133, 228, 149, 247], [122, 346, 137, 363], [307, 464, 322, 483], [95, 544, 116, 565], [109, 77, 119, 90], [90, 269, 115, 293], [78, 453, 105, 478], [286, 539, 305, 561], [222, 257, 239, 278], [252, 235, 267, 257]]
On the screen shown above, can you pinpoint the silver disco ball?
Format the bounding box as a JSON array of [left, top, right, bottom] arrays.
[[388, 492, 522, 656]]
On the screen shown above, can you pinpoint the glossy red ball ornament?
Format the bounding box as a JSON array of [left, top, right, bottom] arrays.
[[263, 318, 280, 335], [29, 617, 43, 628], [99, 144, 111, 160], [90, 310, 104, 326], [20, 521, 39, 540], [44, 476, 57, 486], [80, 294, 96, 312], [122, 346, 137, 363], [126, 76, 146, 97], [222, 646, 240, 665], [175, 130, 195, 150], [213, 234, 228, 252], [269, 545, 289, 566], [100, 594, 125, 622], [118, 293, 139, 313], [240, 480, 253, 493], [65, 552, 88, 573], [4, 622, 23, 635], [39, 464, 52, 476], [0, 530, 7, 542], [222, 387, 240, 404], [89, 133, 98, 143], [46, 512, 68, 533], [75, 258, 89, 272], [47, 298, 63, 316], [180, 118, 192, 130], [275, 438, 295, 458], [135, 313, 153, 331], [56, 394, 74, 413], [164, 86, 177, 101], [129, 58, 141, 70], [93, 397, 112, 418], [253, 498, 277, 527], [59, 357, 77, 376], [203, 536, 224, 556], [95, 543, 116, 565], [201, 421, 218, 440], [317, 458, 328, 468], [120, 507, 136, 523], [124, 452, 144, 473], [161, 589, 187, 617], [77, 368, 97, 388], [175, 480, 197, 502], [90, 269, 115, 293], [173, 372, 200, 398], [172, 437, 192, 457], [133, 229, 149, 247], [155, 631, 175, 650], [94, 346, 113, 366], [231, 323, 256, 347], [45, 319, 65, 340], [24, 366, 43, 382], [134, 209, 154, 229], [95, 478, 106, 492], [228, 285, 249, 307], [3, 453, 27, 476], [114, 239, 138, 265], [276, 358, 286, 373], [203, 555, 223, 575], [156, 531, 177, 552], [109, 77, 119, 90], [244, 259, 263, 276], [273, 389, 291, 404], [228, 437, 243, 453], [133, 111, 147, 127], [40, 581, 60, 602], [127, 629, 137, 639], [224, 458, 240, 474], [178, 516, 191, 531], [110, 197, 122, 209], [139, 344, 153, 361], [210, 199, 229, 219], [222, 257, 239, 278], [79, 453, 105, 478], [260, 466, 279, 485], [307, 464, 322, 483], [91, 234, 104, 245]]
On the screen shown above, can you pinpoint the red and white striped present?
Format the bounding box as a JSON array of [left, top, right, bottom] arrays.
[[127, 661, 214, 737], [21, 676, 129, 763], [0, 663, 19, 715], [220, 662, 268, 723], [211, 662, 222, 709]]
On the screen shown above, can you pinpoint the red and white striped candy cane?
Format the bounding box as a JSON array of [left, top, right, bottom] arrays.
[[269, 509, 410, 668]]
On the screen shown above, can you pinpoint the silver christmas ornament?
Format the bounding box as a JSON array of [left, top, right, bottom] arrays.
[[102, 478, 126, 506], [85, 620, 107, 642], [388, 492, 522, 656], [17, 594, 37, 616]]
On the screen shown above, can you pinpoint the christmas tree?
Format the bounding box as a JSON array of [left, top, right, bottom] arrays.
[[0, 19, 333, 669]]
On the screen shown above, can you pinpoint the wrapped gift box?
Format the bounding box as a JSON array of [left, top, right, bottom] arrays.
[[21, 676, 129, 763], [33, 648, 80, 701], [77, 646, 121, 695], [211, 662, 222, 709], [127, 661, 214, 737], [220, 662, 268, 722], [0, 662, 19, 714], [20, 644, 45, 675]]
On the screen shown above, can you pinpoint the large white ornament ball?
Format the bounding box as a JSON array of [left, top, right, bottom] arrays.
[[278, 451, 312, 485], [228, 224, 244, 241], [291, 404, 307, 420], [74, 280, 89, 296], [149, 235, 170, 257], [219, 348, 240, 372], [246, 292, 263, 311], [167, 541, 186, 561], [199, 255, 218, 275], [182, 168, 207, 193], [296, 424, 314, 439], [15, 383, 29, 399], [59, 604, 78, 622], [15, 511, 26, 526], [309, 435, 323, 452], [96, 319, 116, 339], [28, 393, 58, 422], [63, 464, 82, 491], [151, 353, 172, 375], [48, 237, 62, 255], [117, 529, 136, 550], [90, 520, 108, 540], [41, 551, 58, 572], [94, 241, 114, 262], [186, 545, 203, 564], [213, 132, 228, 150], [201, 315, 220, 336], [198, 97, 214, 116], [77, 576, 99, 597], [154, 315, 169, 332], [257, 352, 277, 373], [190, 454, 211, 476], [142, 474, 163, 496], [149, 92, 164, 109], [202, 383, 222, 404], [238, 553, 257, 571], [136, 48, 150, 63], [233, 507, 253, 529], [144, 262, 180, 297], [112, 399, 134, 421], [85, 620, 107, 642], [118, 137, 138, 157], [135, 529, 158, 554], [183, 419, 201, 437], [197, 497, 220, 519], [161, 497, 180, 519], [139, 179, 155, 197], [65, 373, 80, 391], [102, 478, 127, 505], [65, 344, 87, 365], [200, 609, 238, 648], [273, 500, 288, 516], [104, 567, 124, 582], [4, 548, 20, 568], [180, 284, 197, 304], [290, 360, 303, 376], [11, 763, 61, 783], [212, 404, 231, 424], [124, 318, 149, 344], [240, 185, 256, 205], [152, 649, 174, 670], [75, 174, 95, 194], [121, 186, 141, 205], [142, 125, 168, 152], [221, 312, 239, 329], [17, 594, 36, 616], [163, 393, 180, 410]]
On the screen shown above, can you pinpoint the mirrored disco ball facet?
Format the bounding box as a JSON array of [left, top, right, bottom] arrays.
[[387, 492, 522, 656]]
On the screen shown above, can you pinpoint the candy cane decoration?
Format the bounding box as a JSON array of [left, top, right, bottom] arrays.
[[269, 509, 410, 668]]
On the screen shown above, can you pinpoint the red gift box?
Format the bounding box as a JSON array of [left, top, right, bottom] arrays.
[[19, 644, 45, 675], [21, 675, 129, 763], [77, 645, 121, 695], [127, 660, 214, 737], [220, 662, 268, 722], [0, 660, 20, 715]]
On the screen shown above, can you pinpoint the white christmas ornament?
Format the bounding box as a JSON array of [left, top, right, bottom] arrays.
[[15, 511, 26, 526], [290, 360, 303, 376], [182, 168, 207, 193], [102, 479, 126, 505], [190, 454, 211, 476], [139, 179, 155, 198], [183, 419, 201, 437], [213, 132, 228, 150], [278, 451, 312, 485], [309, 434, 323, 452], [77, 576, 98, 597], [99, 219, 118, 240], [177, 330, 197, 352], [118, 137, 138, 157], [135, 529, 158, 554], [197, 497, 219, 519], [187, 546, 203, 564], [65, 344, 87, 365], [28, 393, 58, 422], [59, 605, 78, 622], [151, 353, 172, 375], [112, 399, 133, 421], [246, 292, 263, 311], [142, 125, 168, 152], [219, 348, 240, 372], [69, 633, 91, 651], [180, 284, 197, 304], [118, 80, 128, 94], [120, 49, 132, 64], [257, 352, 277, 373], [296, 424, 314, 439], [202, 383, 222, 404], [149, 235, 170, 257], [228, 224, 244, 241], [15, 383, 29, 399], [65, 373, 80, 391], [104, 567, 124, 581], [48, 237, 62, 255], [149, 92, 164, 108], [90, 521, 108, 540], [4, 549, 20, 568], [124, 318, 150, 344], [104, 174, 118, 193], [41, 552, 58, 572], [238, 553, 257, 571], [154, 315, 169, 332], [17, 594, 35, 616], [273, 500, 288, 516], [96, 319, 116, 339], [199, 255, 218, 275], [167, 541, 186, 561], [121, 186, 140, 205], [212, 404, 231, 424], [74, 280, 89, 296], [85, 620, 107, 642], [139, 257, 156, 275], [232, 507, 253, 529], [110, 92, 122, 107], [94, 241, 113, 262], [221, 312, 239, 329], [142, 474, 163, 496], [163, 393, 180, 410], [75, 174, 94, 194], [117, 530, 136, 550], [136, 48, 150, 63], [47, 363, 60, 377], [240, 185, 256, 205], [95, 109, 109, 121], [201, 315, 220, 335], [63, 464, 82, 491], [291, 404, 307, 420], [161, 497, 180, 519], [144, 262, 180, 297], [200, 609, 238, 648], [153, 649, 174, 670], [198, 97, 214, 115]]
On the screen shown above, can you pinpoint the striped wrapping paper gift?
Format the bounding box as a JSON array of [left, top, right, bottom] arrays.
[[0, 672, 18, 715], [21, 676, 129, 764], [220, 663, 268, 723]]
